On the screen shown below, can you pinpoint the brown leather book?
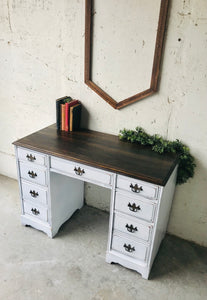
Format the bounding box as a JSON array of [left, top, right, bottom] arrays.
[[61, 104, 65, 131], [56, 96, 71, 130]]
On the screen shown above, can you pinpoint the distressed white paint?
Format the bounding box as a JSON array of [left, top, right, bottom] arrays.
[[106, 164, 178, 279], [15, 146, 84, 237], [15, 144, 177, 278], [0, 0, 207, 246]]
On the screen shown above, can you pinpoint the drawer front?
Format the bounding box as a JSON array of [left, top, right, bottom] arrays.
[[18, 148, 46, 166], [24, 201, 48, 222], [117, 175, 159, 200], [115, 192, 155, 222], [114, 214, 151, 242], [112, 234, 148, 261], [22, 182, 47, 205], [19, 162, 47, 186], [51, 157, 112, 186]]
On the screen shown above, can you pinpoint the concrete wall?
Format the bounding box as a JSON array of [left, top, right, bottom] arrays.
[[0, 0, 206, 246]]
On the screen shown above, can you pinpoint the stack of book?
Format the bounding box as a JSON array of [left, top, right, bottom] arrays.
[[56, 96, 82, 132]]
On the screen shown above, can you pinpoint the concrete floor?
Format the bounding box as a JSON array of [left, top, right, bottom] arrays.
[[0, 175, 206, 300]]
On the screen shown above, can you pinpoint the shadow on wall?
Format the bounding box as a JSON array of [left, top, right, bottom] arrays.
[[81, 105, 90, 129]]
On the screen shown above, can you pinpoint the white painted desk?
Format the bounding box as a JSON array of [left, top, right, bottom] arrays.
[[13, 125, 178, 279]]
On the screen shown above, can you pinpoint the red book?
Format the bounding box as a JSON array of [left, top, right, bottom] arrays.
[[65, 102, 69, 131]]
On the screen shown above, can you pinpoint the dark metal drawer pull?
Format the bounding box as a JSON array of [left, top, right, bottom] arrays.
[[128, 202, 141, 212], [123, 243, 135, 253], [31, 208, 40, 215], [28, 171, 37, 178], [74, 167, 85, 176], [125, 224, 138, 233], [30, 190, 39, 198], [130, 183, 143, 193], [26, 154, 36, 162]]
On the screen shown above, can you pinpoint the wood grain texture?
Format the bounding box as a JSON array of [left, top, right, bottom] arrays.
[[150, 0, 169, 91], [13, 124, 178, 186], [84, 0, 92, 82]]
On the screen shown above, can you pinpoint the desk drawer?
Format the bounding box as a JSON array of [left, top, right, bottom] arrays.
[[22, 182, 47, 205], [112, 234, 148, 262], [18, 148, 46, 166], [51, 157, 112, 186], [117, 175, 159, 200], [24, 201, 48, 222], [115, 192, 155, 222], [19, 162, 47, 186], [114, 213, 151, 242]]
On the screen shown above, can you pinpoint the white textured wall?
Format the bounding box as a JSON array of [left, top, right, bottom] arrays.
[[0, 0, 206, 246]]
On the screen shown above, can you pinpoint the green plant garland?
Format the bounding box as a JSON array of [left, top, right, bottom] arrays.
[[119, 127, 196, 185]]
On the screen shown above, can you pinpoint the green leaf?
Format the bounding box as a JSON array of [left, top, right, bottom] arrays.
[[119, 126, 196, 185]]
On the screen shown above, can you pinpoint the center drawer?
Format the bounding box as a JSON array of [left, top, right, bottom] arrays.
[[51, 156, 113, 187], [115, 192, 156, 222]]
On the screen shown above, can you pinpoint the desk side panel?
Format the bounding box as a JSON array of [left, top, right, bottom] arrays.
[[14, 146, 24, 215], [148, 165, 178, 272], [49, 171, 84, 236]]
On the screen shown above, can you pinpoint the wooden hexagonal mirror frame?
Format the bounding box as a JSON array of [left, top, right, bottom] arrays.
[[84, 0, 169, 109]]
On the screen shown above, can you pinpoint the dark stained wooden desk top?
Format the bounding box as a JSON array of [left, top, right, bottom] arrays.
[[13, 124, 178, 186]]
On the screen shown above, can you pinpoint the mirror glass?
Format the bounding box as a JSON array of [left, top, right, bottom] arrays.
[[91, 0, 161, 102]]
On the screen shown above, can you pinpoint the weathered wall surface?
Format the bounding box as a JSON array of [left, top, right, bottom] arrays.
[[0, 0, 206, 246]]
